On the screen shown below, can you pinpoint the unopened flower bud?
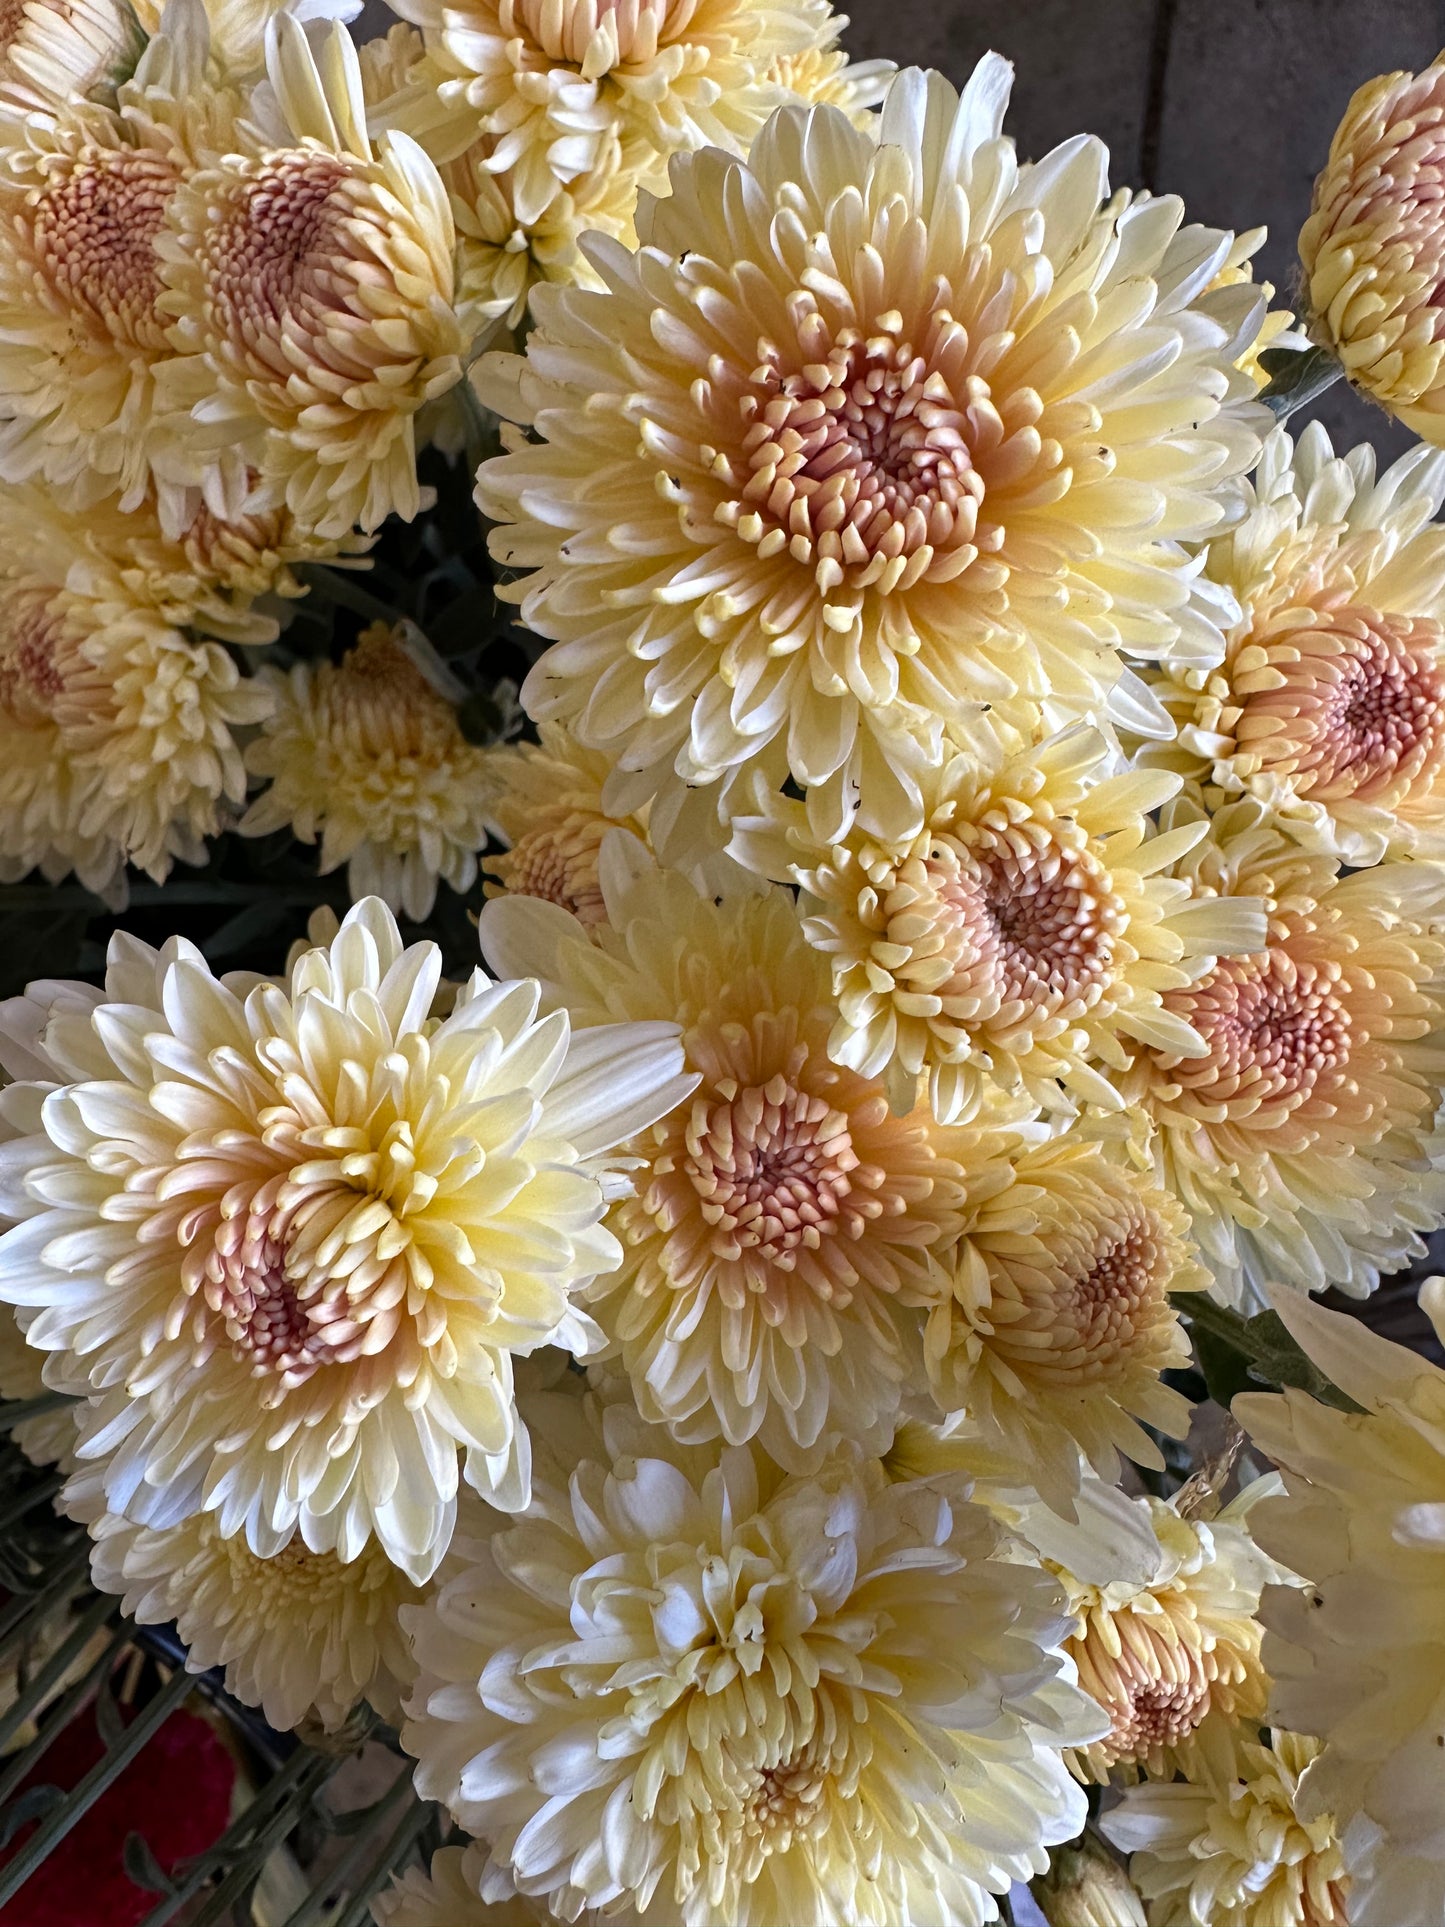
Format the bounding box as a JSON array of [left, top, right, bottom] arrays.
[[1033, 1842, 1148, 1927]]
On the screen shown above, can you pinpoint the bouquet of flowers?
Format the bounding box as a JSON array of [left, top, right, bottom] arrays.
[[1, 2, 1444, 1921]]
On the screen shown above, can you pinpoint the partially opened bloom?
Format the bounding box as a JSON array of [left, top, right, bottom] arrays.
[[481, 862, 1022, 1469], [768, 32, 892, 126], [733, 723, 1266, 1121], [1063, 1487, 1282, 1783], [81, 1497, 424, 1730], [242, 622, 497, 921], [923, 1135, 1206, 1513], [0, 0, 147, 124], [1116, 799, 1445, 1305], [481, 721, 648, 925], [0, 899, 692, 1580], [155, 16, 464, 538], [373, 1846, 550, 1926], [1103, 1725, 1348, 1927], [403, 1421, 1099, 1926], [1300, 52, 1445, 441], [1238, 1286, 1445, 1927], [1146, 423, 1445, 864], [478, 60, 1265, 847]]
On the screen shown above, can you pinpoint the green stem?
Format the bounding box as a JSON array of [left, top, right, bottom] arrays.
[[293, 565, 399, 625], [0, 1547, 89, 1664], [0, 1394, 76, 1430], [326, 1788, 435, 1927], [279, 1767, 418, 1927], [0, 1664, 194, 1907], [0, 1626, 132, 1810]]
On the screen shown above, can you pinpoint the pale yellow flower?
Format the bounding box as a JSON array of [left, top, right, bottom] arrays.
[[1033, 1841, 1147, 1927], [1300, 52, 1445, 439], [0, 899, 692, 1580], [1145, 422, 1445, 865], [0, 0, 147, 126], [155, 17, 464, 540], [768, 36, 893, 127], [81, 1496, 425, 1731], [1104, 1725, 1348, 1927], [923, 1135, 1206, 1514], [478, 62, 1265, 851], [373, 1846, 552, 1927], [1116, 798, 1445, 1307], [481, 862, 1024, 1469], [242, 623, 497, 922], [380, 0, 830, 221], [1238, 1285, 1445, 1927], [1213, 226, 1302, 387], [403, 1427, 1100, 1926], [734, 723, 1267, 1122], [1063, 1486, 1283, 1784]]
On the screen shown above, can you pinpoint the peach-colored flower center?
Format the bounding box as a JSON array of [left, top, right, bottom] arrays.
[[31, 149, 176, 351], [920, 828, 1122, 1021], [0, 598, 65, 728], [743, 1745, 833, 1856], [724, 323, 986, 596], [1161, 950, 1351, 1124], [493, 815, 610, 925], [1234, 606, 1445, 806], [194, 1190, 343, 1386], [683, 1072, 860, 1274], [209, 154, 350, 339], [509, 0, 685, 67]]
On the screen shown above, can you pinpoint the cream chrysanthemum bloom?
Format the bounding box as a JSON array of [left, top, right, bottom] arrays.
[[380, 0, 829, 221], [1116, 798, 1445, 1306], [767, 32, 892, 127], [373, 1846, 554, 1926], [403, 1423, 1100, 1927], [1237, 1286, 1445, 1927], [1103, 1725, 1348, 1927], [0, 899, 691, 1580], [477, 60, 1265, 848], [155, 16, 463, 539], [1146, 423, 1445, 864], [0, 0, 147, 123], [242, 623, 497, 922], [734, 724, 1267, 1121], [481, 859, 1024, 1469], [1213, 227, 1302, 388], [1299, 53, 1445, 440], [79, 1494, 424, 1731], [923, 1135, 1206, 1514], [1063, 1485, 1283, 1784]]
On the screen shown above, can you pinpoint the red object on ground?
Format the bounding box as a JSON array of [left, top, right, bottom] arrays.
[[0, 1700, 235, 1925]]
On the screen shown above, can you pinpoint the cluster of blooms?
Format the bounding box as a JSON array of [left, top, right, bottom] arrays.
[[8, 11, 1445, 1927]]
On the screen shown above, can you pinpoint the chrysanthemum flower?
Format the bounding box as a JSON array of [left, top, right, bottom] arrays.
[[380, 0, 830, 221], [1237, 1285, 1445, 1927], [1032, 1840, 1147, 1927], [477, 60, 1265, 847], [1300, 52, 1445, 440], [80, 1497, 424, 1731], [155, 16, 463, 539], [403, 1424, 1099, 1926], [481, 720, 648, 924], [1212, 227, 1301, 388], [1146, 422, 1445, 864], [373, 1846, 552, 1926], [734, 723, 1267, 1121], [242, 623, 497, 922], [0, 0, 147, 126], [0, 899, 692, 1580], [1103, 1725, 1348, 1927], [1063, 1486, 1283, 1783], [768, 34, 893, 126], [923, 1135, 1206, 1514], [482, 861, 1025, 1468], [1116, 798, 1445, 1306]]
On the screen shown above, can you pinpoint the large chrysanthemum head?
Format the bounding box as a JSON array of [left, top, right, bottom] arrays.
[[403, 1421, 1099, 1926], [734, 723, 1267, 1122], [1104, 1725, 1348, 1927], [0, 899, 692, 1579], [1063, 1486, 1282, 1784], [1299, 54, 1445, 440], [923, 1135, 1206, 1514], [241, 623, 497, 922], [381, 0, 830, 221], [1237, 1286, 1445, 1927], [154, 17, 464, 540], [1116, 797, 1445, 1307], [79, 1492, 424, 1731], [477, 60, 1265, 848], [481, 861, 1025, 1469], [1146, 422, 1445, 863]]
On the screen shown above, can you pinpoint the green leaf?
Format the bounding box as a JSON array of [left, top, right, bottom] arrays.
[[1183, 1296, 1362, 1411], [1256, 343, 1343, 420], [123, 1830, 178, 1898]]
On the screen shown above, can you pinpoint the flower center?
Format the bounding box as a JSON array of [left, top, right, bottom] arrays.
[[683, 1073, 859, 1273], [510, 0, 682, 67], [722, 317, 985, 596], [1234, 606, 1445, 805], [742, 1750, 831, 1858], [209, 153, 349, 336], [493, 817, 610, 926], [1160, 950, 1351, 1123], [31, 149, 175, 351], [195, 1192, 340, 1387], [0, 597, 65, 728]]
